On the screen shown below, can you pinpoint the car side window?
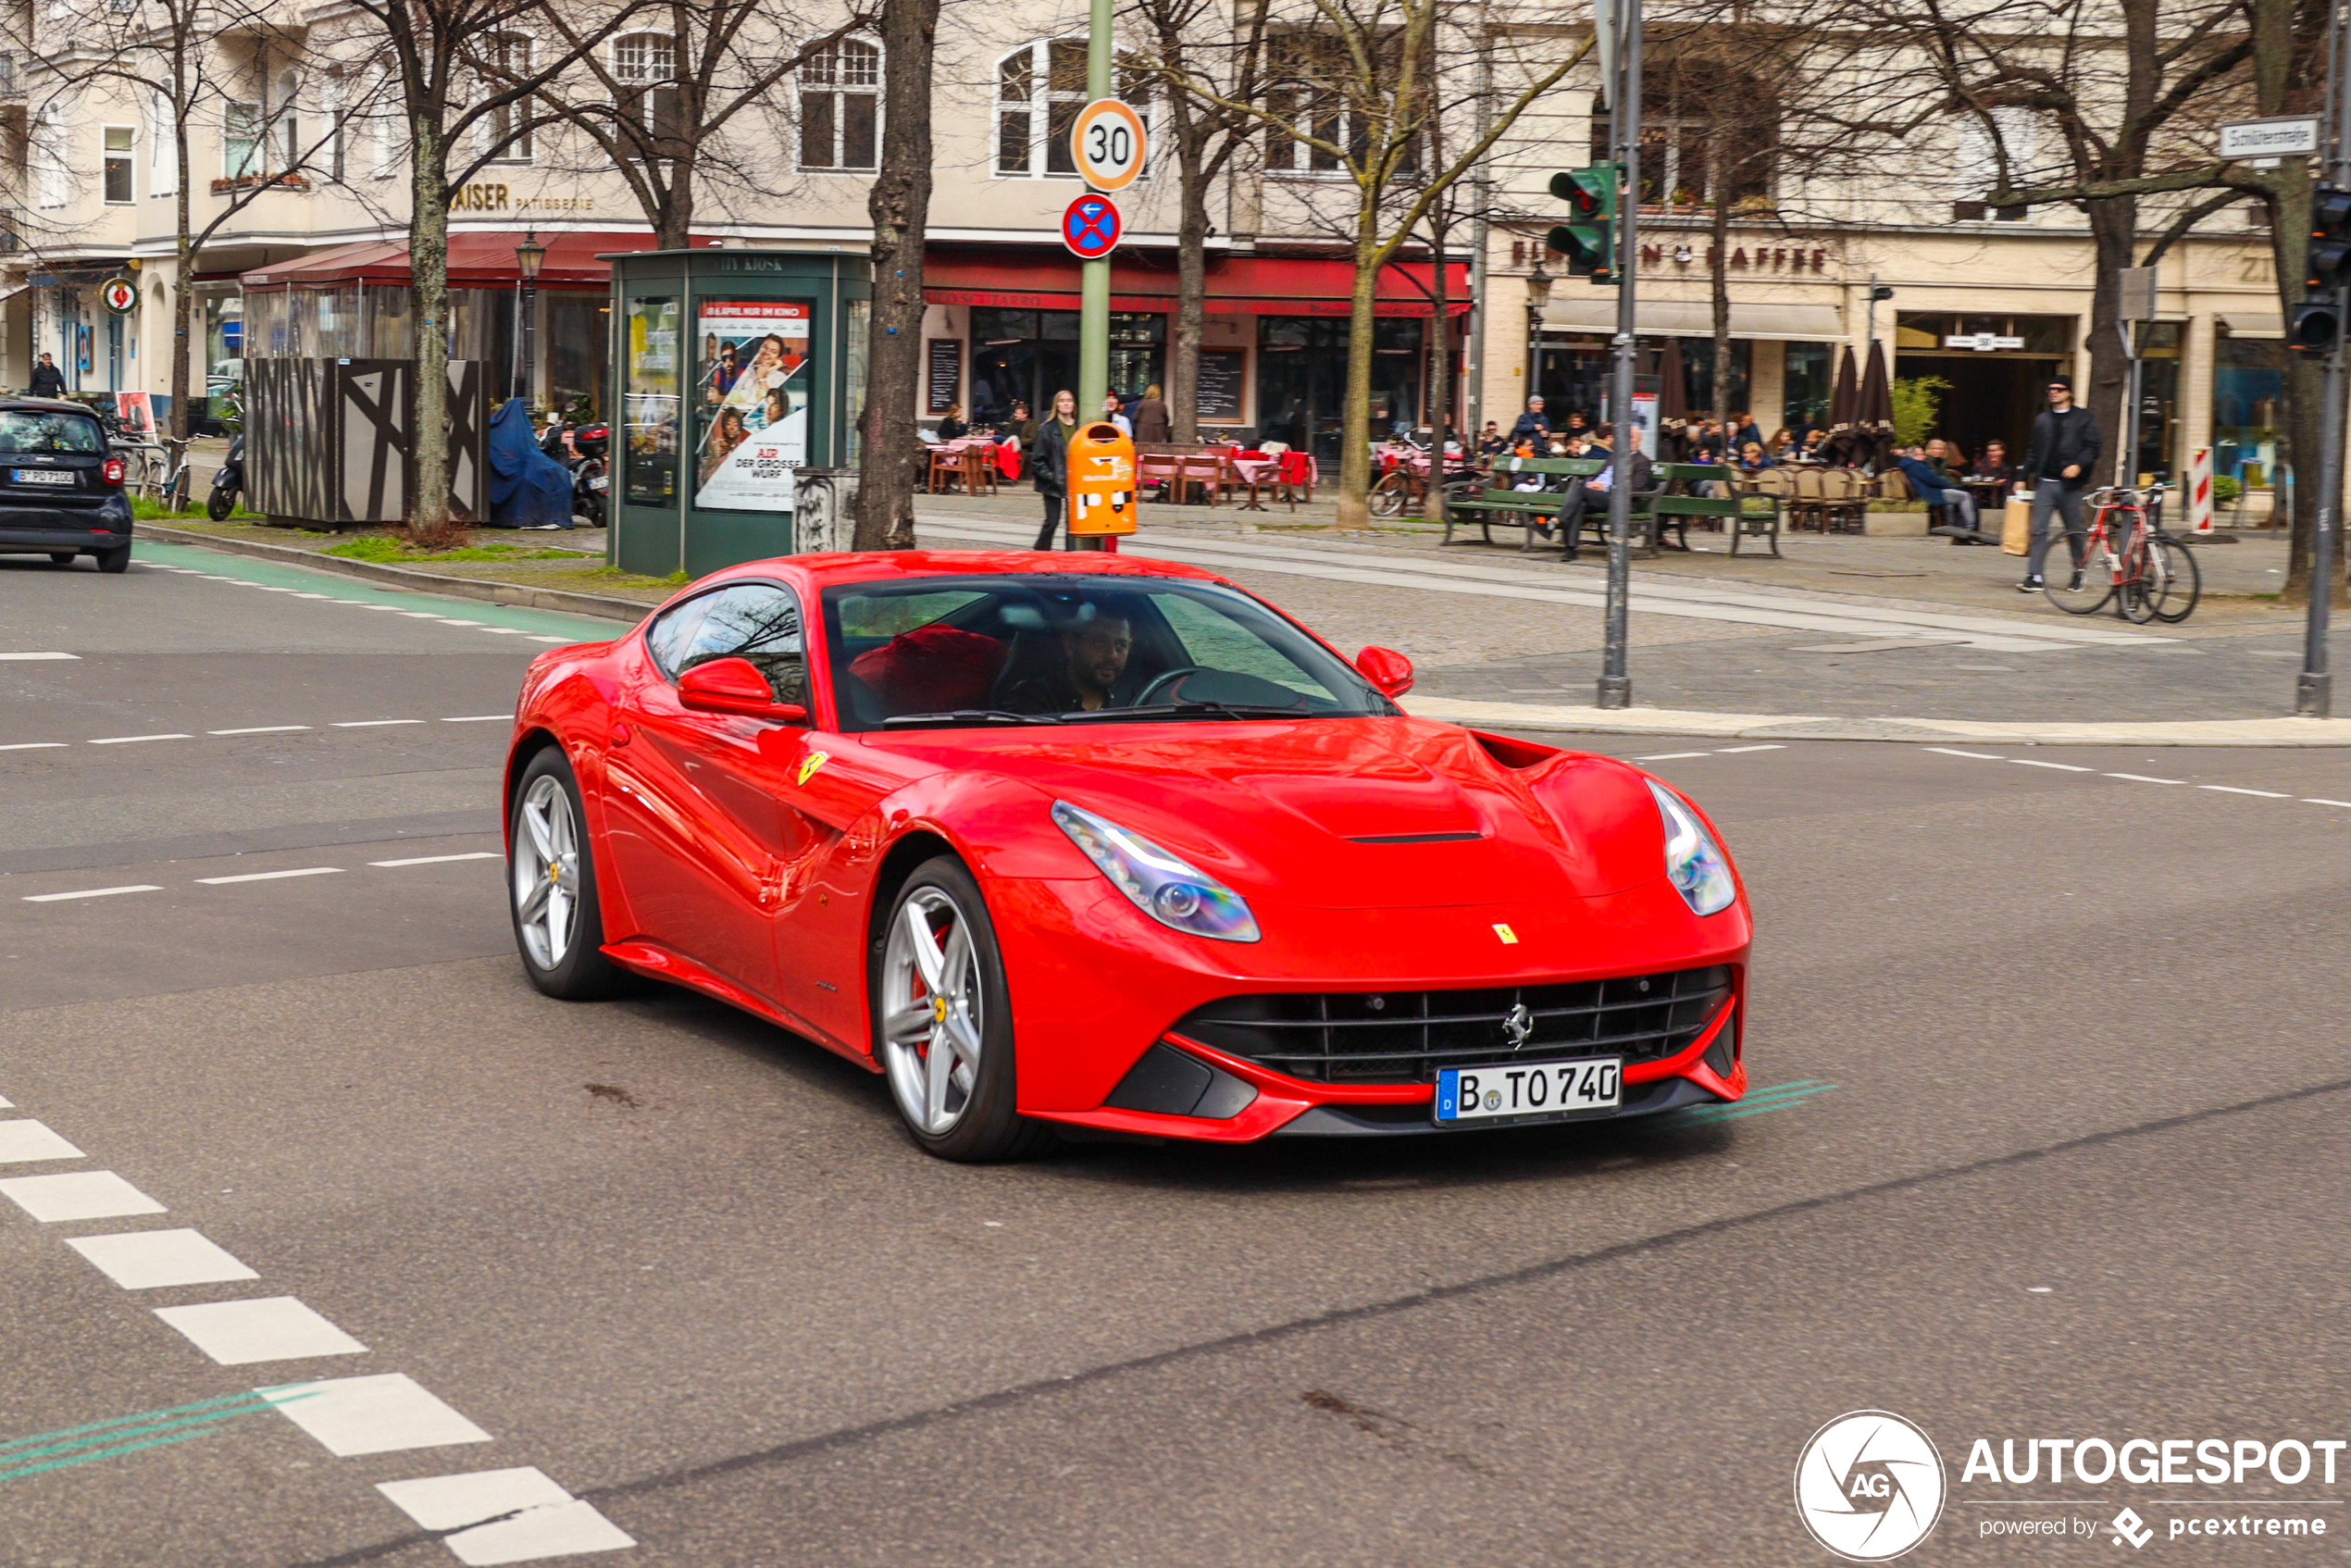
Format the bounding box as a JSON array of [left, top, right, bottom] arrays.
[[647, 583, 808, 706]]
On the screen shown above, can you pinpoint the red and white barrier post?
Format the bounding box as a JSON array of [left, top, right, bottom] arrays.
[[2187, 447, 2215, 535]]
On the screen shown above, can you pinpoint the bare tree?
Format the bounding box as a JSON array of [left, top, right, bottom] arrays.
[[1169, 5, 1584, 526], [530, 0, 879, 248], [852, 0, 937, 549]]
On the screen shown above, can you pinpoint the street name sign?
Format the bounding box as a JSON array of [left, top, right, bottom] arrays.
[[2220, 116, 2320, 161], [1070, 99, 1149, 193], [1062, 193, 1123, 260]]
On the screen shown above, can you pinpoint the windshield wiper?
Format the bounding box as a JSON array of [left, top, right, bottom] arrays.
[[879, 708, 1065, 728], [1062, 701, 1306, 723]]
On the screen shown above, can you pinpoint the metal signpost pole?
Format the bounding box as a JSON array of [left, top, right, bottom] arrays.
[[2301, 0, 2351, 717], [1079, 0, 1113, 423], [1597, 0, 1641, 709]]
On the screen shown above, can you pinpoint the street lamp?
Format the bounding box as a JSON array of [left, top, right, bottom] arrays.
[[1524, 255, 1553, 408], [513, 230, 546, 404]]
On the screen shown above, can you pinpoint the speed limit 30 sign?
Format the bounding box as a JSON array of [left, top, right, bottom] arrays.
[[1070, 98, 1149, 193]]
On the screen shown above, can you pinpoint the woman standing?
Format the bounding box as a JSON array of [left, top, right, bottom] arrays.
[[1131, 383, 1171, 443], [1029, 390, 1081, 549]]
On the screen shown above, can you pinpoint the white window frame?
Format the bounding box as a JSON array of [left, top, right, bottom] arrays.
[[101, 122, 134, 204], [320, 70, 345, 184], [1263, 33, 1382, 181], [223, 99, 261, 180], [148, 88, 177, 196], [611, 30, 678, 150], [367, 67, 395, 180], [274, 69, 301, 175], [478, 31, 536, 165], [992, 38, 1149, 180], [31, 102, 68, 209], [798, 36, 880, 173]]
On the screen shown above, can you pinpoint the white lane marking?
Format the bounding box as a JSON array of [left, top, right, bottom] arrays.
[[210, 725, 313, 736], [481, 628, 531, 635], [195, 866, 343, 885], [0, 741, 68, 752], [2304, 798, 2351, 808], [0, 1121, 85, 1163], [0, 651, 78, 661], [1632, 751, 1711, 761], [526, 636, 570, 643], [442, 715, 510, 723], [290, 592, 335, 600], [1923, 747, 2005, 760], [23, 884, 162, 902], [370, 852, 499, 867], [68, 1228, 258, 1289], [2009, 758, 2096, 772], [0, 1095, 8, 1107], [438, 620, 487, 628], [88, 733, 192, 745], [332, 719, 426, 728], [0, 1170, 167, 1222], [2200, 784, 2293, 798], [2106, 773, 2183, 785], [361, 604, 404, 611], [155, 1297, 367, 1365], [401, 613, 448, 620], [1715, 743, 1786, 754], [262, 1374, 492, 1456], [379, 1468, 636, 1563]]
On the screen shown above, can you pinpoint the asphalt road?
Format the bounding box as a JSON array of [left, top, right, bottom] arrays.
[[5, 541, 2350, 1566]]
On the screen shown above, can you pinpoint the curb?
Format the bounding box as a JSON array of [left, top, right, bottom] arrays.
[[1401, 695, 2351, 749], [137, 525, 651, 623]]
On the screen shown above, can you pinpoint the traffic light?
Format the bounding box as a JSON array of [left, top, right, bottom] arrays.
[[2307, 183, 2351, 292], [1548, 167, 1618, 286], [2291, 299, 2342, 357]]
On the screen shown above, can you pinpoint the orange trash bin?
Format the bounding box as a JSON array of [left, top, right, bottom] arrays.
[[1065, 423, 1140, 537]]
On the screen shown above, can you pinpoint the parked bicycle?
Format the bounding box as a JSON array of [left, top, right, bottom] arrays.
[[2041, 482, 2200, 624]]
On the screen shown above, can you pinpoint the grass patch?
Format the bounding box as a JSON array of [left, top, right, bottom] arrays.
[[583, 565, 690, 587], [321, 535, 577, 564], [131, 497, 263, 521]]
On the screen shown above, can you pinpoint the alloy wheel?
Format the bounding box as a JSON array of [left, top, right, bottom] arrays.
[[513, 774, 580, 970], [880, 887, 986, 1135]]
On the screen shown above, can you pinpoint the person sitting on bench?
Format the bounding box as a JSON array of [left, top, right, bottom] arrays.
[[1554, 424, 1652, 562], [1897, 445, 1983, 538]]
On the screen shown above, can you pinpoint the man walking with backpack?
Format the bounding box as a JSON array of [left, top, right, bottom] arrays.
[[2019, 377, 2103, 593]]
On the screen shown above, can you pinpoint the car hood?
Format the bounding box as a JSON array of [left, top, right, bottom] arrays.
[[863, 716, 1667, 909]]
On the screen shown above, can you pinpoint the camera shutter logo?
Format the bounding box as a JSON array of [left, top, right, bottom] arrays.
[[1793, 1411, 1947, 1562]]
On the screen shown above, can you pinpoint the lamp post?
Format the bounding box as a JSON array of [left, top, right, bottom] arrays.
[[513, 230, 546, 405], [1524, 256, 1552, 407]]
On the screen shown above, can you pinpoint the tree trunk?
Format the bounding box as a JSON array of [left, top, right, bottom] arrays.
[[853, 0, 938, 551], [409, 115, 454, 533], [1335, 224, 1381, 529], [169, 62, 193, 449], [2082, 195, 2136, 490], [1171, 156, 1209, 445], [1709, 191, 1732, 419], [654, 166, 693, 250], [1425, 228, 1450, 439]]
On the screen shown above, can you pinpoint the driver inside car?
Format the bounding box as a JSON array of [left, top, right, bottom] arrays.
[[1001, 603, 1136, 714]]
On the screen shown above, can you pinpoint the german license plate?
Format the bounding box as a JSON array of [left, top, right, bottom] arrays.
[[589, 473, 609, 492], [1435, 1057, 1621, 1126], [13, 468, 72, 486]]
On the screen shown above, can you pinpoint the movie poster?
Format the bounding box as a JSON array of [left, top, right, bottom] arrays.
[[693, 301, 811, 512]]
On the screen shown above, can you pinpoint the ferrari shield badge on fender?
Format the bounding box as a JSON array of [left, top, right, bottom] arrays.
[[797, 750, 830, 787], [1492, 923, 1519, 944]]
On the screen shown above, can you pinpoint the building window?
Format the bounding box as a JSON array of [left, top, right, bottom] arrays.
[[148, 89, 177, 195], [31, 102, 67, 207], [613, 31, 679, 151], [1608, 54, 1776, 212], [1954, 108, 2037, 221], [224, 100, 260, 180], [275, 70, 301, 173], [103, 125, 133, 204], [1263, 31, 1414, 177], [801, 38, 878, 171], [368, 67, 395, 179], [320, 72, 345, 182], [994, 39, 1147, 177], [480, 34, 533, 163]]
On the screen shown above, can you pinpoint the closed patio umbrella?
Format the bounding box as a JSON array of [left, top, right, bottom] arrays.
[[1858, 341, 1896, 470], [1654, 338, 1690, 462], [1823, 345, 1859, 465]]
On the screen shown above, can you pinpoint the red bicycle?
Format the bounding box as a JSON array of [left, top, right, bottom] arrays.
[[2041, 483, 2200, 624]]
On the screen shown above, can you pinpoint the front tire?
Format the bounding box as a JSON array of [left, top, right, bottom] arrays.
[[206, 485, 235, 522], [874, 857, 1051, 1162], [509, 748, 627, 1000]]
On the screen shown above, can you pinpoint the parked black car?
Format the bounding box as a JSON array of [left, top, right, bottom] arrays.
[[0, 399, 133, 572]]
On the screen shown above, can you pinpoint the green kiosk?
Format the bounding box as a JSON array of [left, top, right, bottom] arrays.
[[607, 248, 872, 578]]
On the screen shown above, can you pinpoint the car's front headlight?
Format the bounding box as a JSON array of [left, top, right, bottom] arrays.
[[1051, 801, 1260, 942], [1648, 780, 1736, 916]]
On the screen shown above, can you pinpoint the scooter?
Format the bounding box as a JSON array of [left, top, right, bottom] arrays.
[[569, 422, 609, 528], [206, 431, 244, 521]]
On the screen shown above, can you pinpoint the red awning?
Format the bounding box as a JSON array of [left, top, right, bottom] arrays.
[[242, 230, 691, 290], [924, 247, 1470, 317]]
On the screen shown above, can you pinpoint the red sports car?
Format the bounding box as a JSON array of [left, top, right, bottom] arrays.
[[504, 551, 1750, 1160]]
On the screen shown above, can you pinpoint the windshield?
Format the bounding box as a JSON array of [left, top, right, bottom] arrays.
[[822, 574, 1396, 730], [0, 412, 103, 455]]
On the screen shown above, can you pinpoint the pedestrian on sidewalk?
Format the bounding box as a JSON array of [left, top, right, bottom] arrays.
[[2018, 378, 2103, 593], [27, 353, 64, 400], [1029, 390, 1081, 550], [1131, 384, 1171, 443]]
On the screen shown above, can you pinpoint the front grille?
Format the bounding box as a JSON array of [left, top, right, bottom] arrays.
[[1173, 964, 1734, 1085]]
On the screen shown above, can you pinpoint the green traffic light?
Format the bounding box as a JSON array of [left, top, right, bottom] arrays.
[[1548, 167, 1619, 285]]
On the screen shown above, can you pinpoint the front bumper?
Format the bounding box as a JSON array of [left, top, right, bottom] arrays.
[[991, 872, 1751, 1142]]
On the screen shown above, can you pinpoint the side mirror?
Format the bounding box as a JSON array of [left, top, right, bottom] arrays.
[[678, 657, 808, 722], [1354, 645, 1414, 700]]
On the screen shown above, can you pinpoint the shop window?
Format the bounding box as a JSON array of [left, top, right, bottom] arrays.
[[1782, 341, 1833, 432], [1265, 31, 1417, 176], [801, 38, 879, 171], [2213, 334, 2283, 490], [613, 32, 680, 151], [102, 126, 132, 204], [994, 39, 1149, 176], [1668, 336, 1750, 419], [223, 100, 260, 180]]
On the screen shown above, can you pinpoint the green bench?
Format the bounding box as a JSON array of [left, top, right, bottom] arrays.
[[1648, 463, 1785, 557], [1442, 456, 1606, 550]]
